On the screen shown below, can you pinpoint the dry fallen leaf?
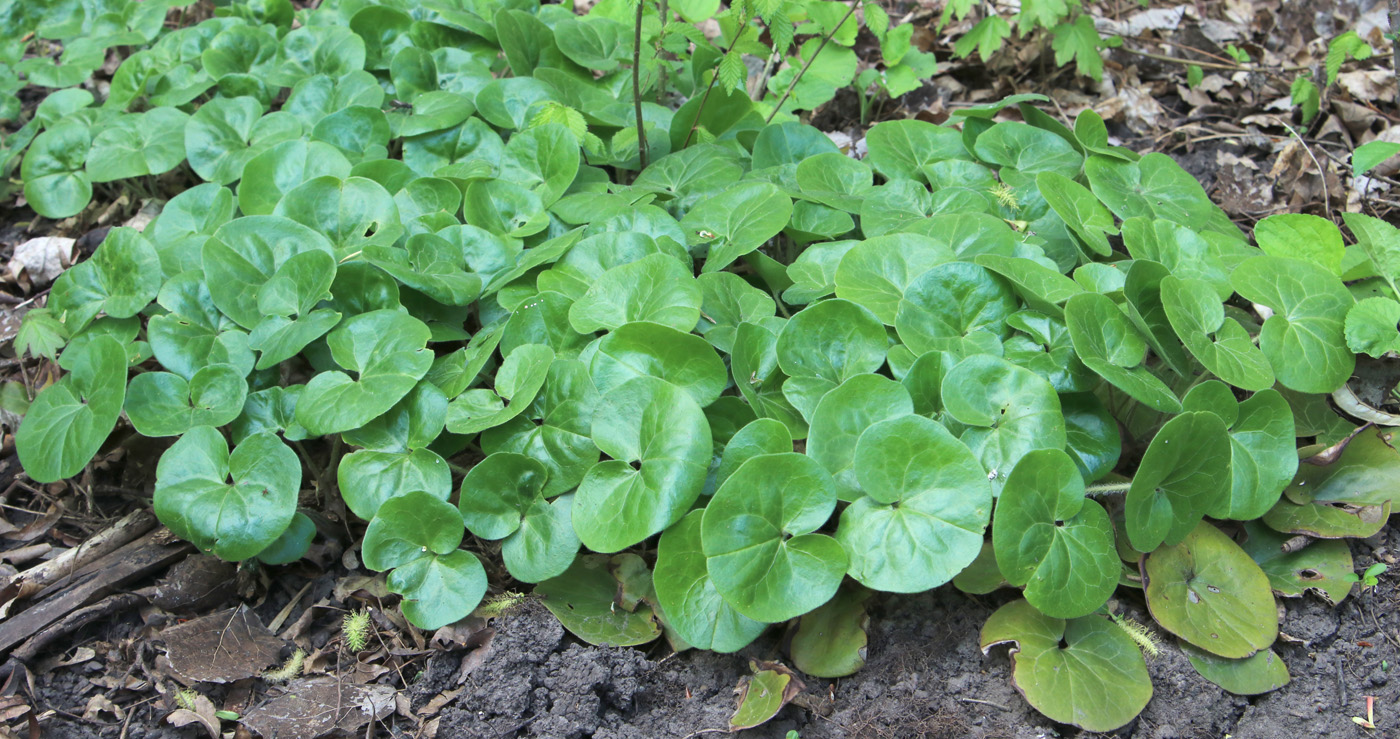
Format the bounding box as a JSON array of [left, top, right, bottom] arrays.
[[241, 677, 395, 738], [166, 692, 221, 739], [161, 605, 287, 683], [6, 237, 76, 291]]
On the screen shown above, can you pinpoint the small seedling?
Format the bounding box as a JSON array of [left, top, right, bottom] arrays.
[[1353, 695, 1377, 729], [1347, 563, 1389, 592]]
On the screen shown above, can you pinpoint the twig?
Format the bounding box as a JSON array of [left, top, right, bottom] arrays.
[[765, 0, 859, 123], [682, 69, 721, 148], [958, 697, 1010, 711], [632, 0, 649, 170], [1119, 47, 1309, 74], [1275, 116, 1331, 221]]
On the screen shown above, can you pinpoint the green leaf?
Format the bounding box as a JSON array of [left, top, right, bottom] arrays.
[[150, 183, 237, 278], [15, 335, 127, 483], [1050, 15, 1104, 80], [1086, 153, 1240, 239], [296, 311, 434, 435], [49, 228, 162, 331], [1262, 497, 1390, 539], [591, 322, 727, 407], [1144, 521, 1278, 658], [554, 15, 627, 71], [954, 15, 1011, 62], [500, 494, 579, 583], [975, 122, 1084, 178], [681, 182, 792, 273], [148, 272, 255, 381], [363, 235, 483, 307], [186, 98, 301, 185], [1161, 276, 1274, 391], [1036, 171, 1115, 256], [714, 418, 792, 490], [362, 491, 464, 571], [941, 355, 1066, 490], [275, 176, 401, 256], [125, 365, 247, 437], [1353, 140, 1400, 177], [807, 374, 914, 500], [480, 358, 600, 497], [1325, 30, 1373, 87], [837, 414, 990, 592], [536, 554, 662, 646], [980, 600, 1152, 732], [236, 139, 352, 216], [1125, 412, 1232, 552], [458, 452, 548, 540], [1065, 292, 1183, 413], [790, 583, 870, 677], [1254, 213, 1344, 276], [1291, 75, 1320, 124], [255, 511, 315, 566], [500, 123, 580, 207], [153, 427, 300, 561], [573, 377, 710, 552], [864, 119, 965, 183], [338, 449, 451, 522], [14, 309, 68, 361], [568, 253, 702, 333], [85, 108, 189, 182], [993, 449, 1117, 618], [796, 152, 874, 212], [444, 344, 554, 435], [895, 262, 1018, 356], [776, 299, 887, 384], [702, 453, 845, 622], [20, 119, 92, 218], [1241, 521, 1354, 605], [201, 215, 336, 330], [1345, 296, 1400, 357], [695, 272, 776, 352], [391, 549, 488, 630], [1185, 644, 1290, 696], [729, 668, 792, 731], [832, 234, 952, 323], [654, 510, 767, 652], [1181, 383, 1296, 521], [1230, 255, 1354, 393]]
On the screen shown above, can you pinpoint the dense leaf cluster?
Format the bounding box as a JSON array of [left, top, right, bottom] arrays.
[[6, 0, 1399, 731]]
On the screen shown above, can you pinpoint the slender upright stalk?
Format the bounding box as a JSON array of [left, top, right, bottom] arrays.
[[633, 0, 649, 170], [655, 0, 670, 105], [682, 70, 720, 148], [764, 0, 858, 123]]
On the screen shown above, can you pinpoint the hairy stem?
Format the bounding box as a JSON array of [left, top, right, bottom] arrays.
[[765, 0, 859, 123], [1085, 481, 1132, 496], [633, 0, 649, 169]]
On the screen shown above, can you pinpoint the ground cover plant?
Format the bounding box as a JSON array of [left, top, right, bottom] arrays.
[[5, 0, 1400, 733]]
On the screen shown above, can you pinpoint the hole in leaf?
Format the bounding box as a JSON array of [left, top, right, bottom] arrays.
[[1298, 568, 1322, 580]]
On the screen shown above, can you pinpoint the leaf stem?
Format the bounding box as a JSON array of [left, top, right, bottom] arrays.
[[682, 66, 721, 148], [1085, 481, 1132, 496], [633, 0, 649, 170], [764, 0, 859, 123]]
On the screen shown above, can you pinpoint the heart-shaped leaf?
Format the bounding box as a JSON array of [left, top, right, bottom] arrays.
[[790, 583, 870, 677], [1161, 275, 1274, 391], [16, 335, 128, 483], [702, 452, 846, 623], [683, 182, 792, 273], [153, 427, 300, 561], [807, 374, 914, 500], [776, 298, 887, 384], [445, 343, 554, 435], [573, 377, 710, 553], [296, 310, 434, 435], [837, 414, 990, 592], [1239, 521, 1354, 605], [125, 365, 248, 437], [536, 554, 662, 647], [50, 228, 162, 332], [993, 449, 1117, 618], [981, 599, 1152, 732], [1230, 255, 1354, 394], [568, 253, 702, 334], [1182, 383, 1296, 521], [1143, 521, 1278, 658], [832, 233, 952, 323], [941, 354, 1066, 490], [1065, 292, 1182, 413], [591, 322, 727, 408], [1125, 412, 1231, 552], [895, 261, 1018, 356], [653, 510, 767, 652]]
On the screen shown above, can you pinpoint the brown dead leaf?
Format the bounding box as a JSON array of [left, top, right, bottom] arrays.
[[1338, 70, 1397, 104], [150, 555, 237, 612], [3, 502, 63, 543], [166, 693, 221, 739], [6, 237, 76, 292], [82, 694, 122, 722], [241, 677, 395, 739], [162, 605, 287, 684]]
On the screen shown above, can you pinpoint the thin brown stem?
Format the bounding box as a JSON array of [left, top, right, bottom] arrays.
[[682, 69, 720, 148], [764, 0, 859, 123]]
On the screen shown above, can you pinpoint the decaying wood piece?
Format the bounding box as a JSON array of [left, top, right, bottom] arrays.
[[0, 527, 189, 658], [0, 508, 157, 612]]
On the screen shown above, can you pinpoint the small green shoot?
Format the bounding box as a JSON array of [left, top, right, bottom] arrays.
[[343, 610, 372, 653]]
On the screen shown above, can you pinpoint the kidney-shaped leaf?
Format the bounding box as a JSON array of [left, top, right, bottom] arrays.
[[202, 215, 336, 330], [941, 355, 1066, 490], [1125, 412, 1231, 552], [16, 335, 128, 483], [838, 415, 990, 592], [296, 310, 434, 435], [361, 491, 464, 571], [1230, 255, 1354, 394], [153, 427, 300, 561], [568, 253, 702, 334], [1184, 644, 1290, 696], [702, 453, 846, 623], [573, 377, 711, 553], [1161, 276, 1274, 392], [125, 365, 248, 437], [653, 510, 767, 652], [776, 298, 887, 384], [1065, 292, 1182, 413], [591, 322, 727, 408], [807, 374, 914, 500], [895, 261, 1018, 356], [992, 449, 1116, 618], [683, 182, 793, 273], [980, 599, 1152, 732], [536, 554, 662, 647]]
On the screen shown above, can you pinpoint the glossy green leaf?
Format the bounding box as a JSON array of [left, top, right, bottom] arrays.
[[500, 494, 580, 583], [256, 511, 315, 566], [682, 181, 792, 273], [85, 107, 189, 182], [941, 355, 1066, 489], [21, 119, 92, 218], [125, 365, 247, 437], [807, 374, 914, 500], [1161, 276, 1274, 391], [1125, 412, 1231, 552], [1344, 296, 1400, 357], [15, 335, 127, 483], [702, 453, 846, 623], [445, 343, 553, 435], [573, 377, 710, 552], [1143, 521, 1278, 658], [790, 583, 870, 678], [1182, 383, 1296, 521], [896, 261, 1018, 356], [296, 311, 434, 435], [980, 599, 1152, 732], [568, 253, 702, 334], [1231, 255, 1354, 393], [864, 119, 965, 183], [1184, 644, 1290, 696], [776, 298, 886, 384], [993, 449, 1116, 618], [838, 414, 991, 592], [50, 227, 161, 331], [1065, 292, 1182, 413], [275, 175, 401, 255], [186, 97, 301, 184], [832, 233, 952, 323], [391, 549, 488, 630], [1240, 521, 1354, 605], [653, 510, 767, 652], [591, 322, 727, 407], [1254, 213, 1344, 276], [236, 139, 352, 216], [153, 427, 300, 561]]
